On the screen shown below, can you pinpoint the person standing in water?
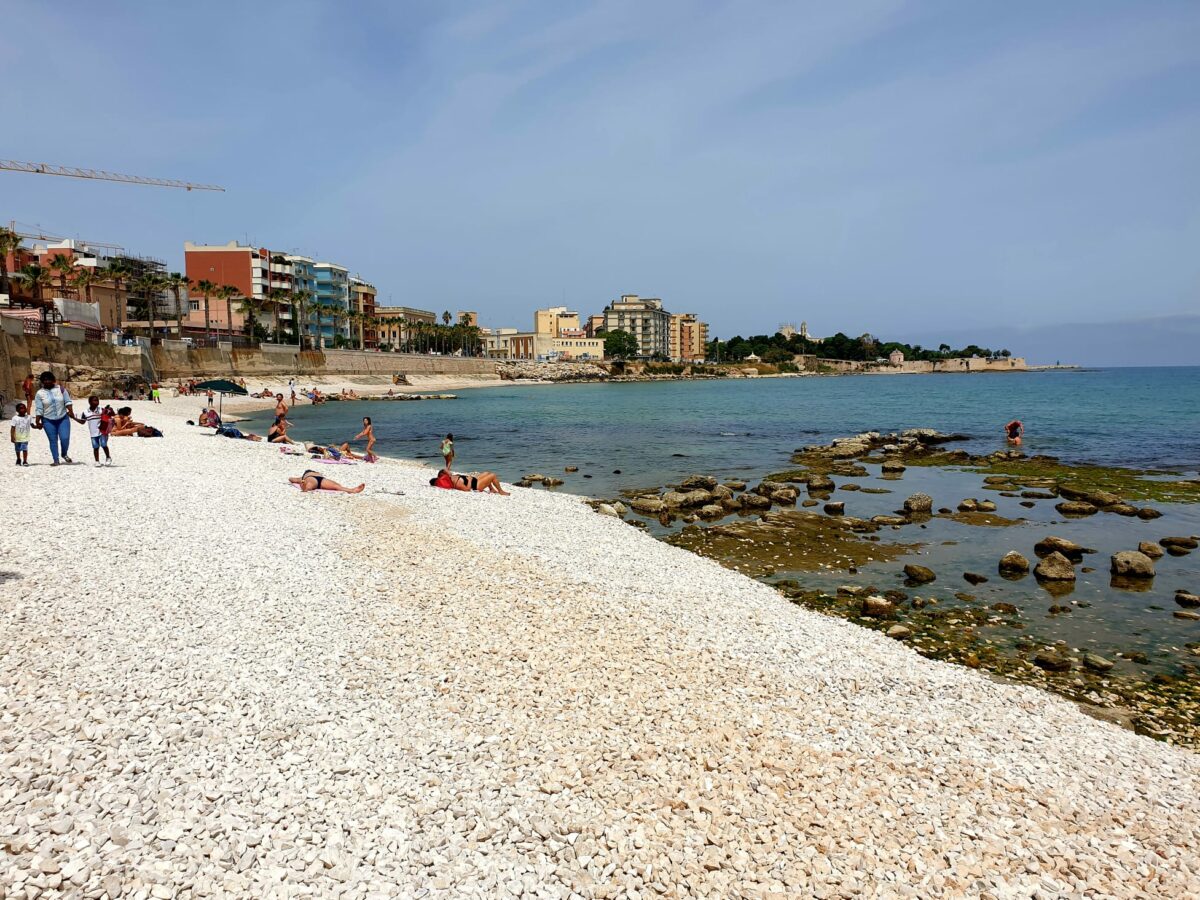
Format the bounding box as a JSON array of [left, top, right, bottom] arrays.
[[1005, 419, 1024, 445], [441, 433, 454, 469], [353, 417, 377, 460]]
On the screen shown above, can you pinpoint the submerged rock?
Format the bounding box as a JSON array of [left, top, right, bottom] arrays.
[[1175, 591, 1200, 608], [1161, 536, 1199, 552], [1083, 654, 1115, 673], [963, 572, 988, 585], [1055, 501, 1097, 516], [1137, 508, 1162, 519], [903, 563, 936, 585], [1034, 551, 1076, 582]]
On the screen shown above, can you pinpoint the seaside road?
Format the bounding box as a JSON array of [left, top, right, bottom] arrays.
[[0, 399, 1198, 898]]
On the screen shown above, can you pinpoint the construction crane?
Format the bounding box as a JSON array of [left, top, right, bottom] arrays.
[[0, 159, 224, 192]]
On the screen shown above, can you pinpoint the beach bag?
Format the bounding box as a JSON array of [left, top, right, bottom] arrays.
[[136, 426, 163, 438]]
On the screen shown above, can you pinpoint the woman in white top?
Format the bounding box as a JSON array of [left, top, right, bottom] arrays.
[[33, 371, 75, 465]]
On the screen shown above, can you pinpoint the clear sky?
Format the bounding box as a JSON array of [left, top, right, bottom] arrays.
[[3, 0, 1198, 350]]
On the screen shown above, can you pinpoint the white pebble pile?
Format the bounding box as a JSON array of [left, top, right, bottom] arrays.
[[1, 397, 1197, 899]]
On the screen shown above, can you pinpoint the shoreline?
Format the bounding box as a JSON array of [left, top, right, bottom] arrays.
[[2, 398, 1198, 894]]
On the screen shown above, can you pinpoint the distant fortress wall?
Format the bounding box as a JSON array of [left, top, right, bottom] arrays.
[[800, 354, 1027, 374]]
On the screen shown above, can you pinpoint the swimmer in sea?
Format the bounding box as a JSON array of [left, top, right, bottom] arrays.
[[1004, 419, 1024, 445]]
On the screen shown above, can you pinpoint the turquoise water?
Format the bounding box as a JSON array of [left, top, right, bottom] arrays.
[[248, 368, 1200, 672], [253, 368, 1200, 497]]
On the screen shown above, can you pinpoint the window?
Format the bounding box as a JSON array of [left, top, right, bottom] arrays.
[[189, 300, 200, 312]]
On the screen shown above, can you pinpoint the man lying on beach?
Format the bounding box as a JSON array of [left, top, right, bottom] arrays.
[[216, 424, 263, 441], [290, 470, 365, 494], [429, 468, 510, 495]]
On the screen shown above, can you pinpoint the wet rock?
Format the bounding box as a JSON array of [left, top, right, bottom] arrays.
[[698, 504, 725, 519], [1019, 500, 1037, 508], [663, 489, 712, 508], [911, 596, 930, 609], [840, 483, 862, 491], [990, 602, 1019, 614], [1161, 536, 1199, 552], [903, 563, 936, 585], [861, 596, 896, 617], [723, 480, 747, 490], [1125, 651, 1150, 664], [1083, 654, 1115, 673], [1110, 550, 1155, 579], [957, 499, 978, 512], [1048, 604, 1072, 615], [998, 551, 1030, 575], [1034, 551, 1076, 582], [800, 499, 818, 508], [1137, 507, 1162, 519], [612, 501, 627, 515], [871, 514, 907, 526], [765, 485, 799, 505], [823, 501, 845, 516], [1138, 541, 1165, 559], [1176, 591, 1200, 608], [741, 493, 771, 510], [1057, 486, 1122, 507], [881, 460, 906, 474], [955, 592, 976, 602], [1034, 536, 1095, 561], [806, 474, 835, 494], [883, 589, 909, 603], [564, 465, 579, 473], [963, 572, 988, 585], [679, 474, 718, 490], [983, 475, 1012, 485], [1020, 490, 1056, 499], [1175, 610, 1200, 621], [1033, 652, 1072, 672], [543, 477, 565, 487], [710, 483, 734, 501], [903, 493, 933, 513], [596, 503, 620, 517], [630, 496, 666, 514], [976, 499, 998, 512], [1055, 501, 1097, 516], [885, 624, 912, 639], [1109, 504, 1139, 516]]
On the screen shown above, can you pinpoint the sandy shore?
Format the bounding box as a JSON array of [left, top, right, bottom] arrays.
[[1, 400, 1198, 898]]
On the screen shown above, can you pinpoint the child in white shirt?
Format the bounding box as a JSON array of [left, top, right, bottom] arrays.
[[10, 402, 31, 466]]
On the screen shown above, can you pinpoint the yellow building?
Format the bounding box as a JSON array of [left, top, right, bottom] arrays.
[[670, 312, 709, 362], [373, 305, 437, 350], [485, 306, 604, 360]]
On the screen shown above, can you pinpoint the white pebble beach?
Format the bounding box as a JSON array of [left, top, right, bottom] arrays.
[[2, 394, 1198, 899]]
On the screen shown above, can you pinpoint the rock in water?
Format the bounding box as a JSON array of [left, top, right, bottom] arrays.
[[1055, 501, 1097, 516], [806, 474, 835, 494], [885, 624, 912, 639], [903, 563, 936, 584], [679, 474, 718, 490], [1161, 536, 1199, 552], [1034, 551, 1076, 581], [1174, 610, 1200, 621], [861, 596, 895, 617], [1138, 541, 1165, 559], [1033, 652, 1072, 672], [630, 496, 666, 514], [1110, 551, 1155, 579], [1175, 591, 1200, 608], [998, 551, 1030, 575], [1083, 654, 1114, 673], [903, 493, 933, 513], [1137, 507, 1162, 519], [957, 499, 978, 512], [976, 500, 998, 512], [823, 501, 845, 516], [963, 572, 988, 585], [881, 460, 906, 474], [596, 503, 619, 517], [1034, 536, 1095, 561]]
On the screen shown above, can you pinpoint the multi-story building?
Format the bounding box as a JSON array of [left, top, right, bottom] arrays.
[[373, 305, 437, 351], [350, 277, 377, 349], [584, 314, 605, 338], [183, 241, 270, 336], [456, 310, 478, 327], [669, 312, 708, 362], [484, 306, 604, 360], [313, 262, 350, 346], [601, 294, 672, 358], [285, 255, 317, 345]]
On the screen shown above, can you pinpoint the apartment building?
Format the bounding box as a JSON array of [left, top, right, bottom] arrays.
[[183, 241, 269, 335], [313, 262, 350, 346], [373, 305, 437, 350], [350, 277, 377, 349], [485, 305, 604, 360], [669, 312, 709, 362], [601, 294, 671, 358]]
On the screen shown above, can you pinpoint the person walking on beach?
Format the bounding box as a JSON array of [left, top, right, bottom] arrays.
[[1005, 419, 1024, 445], [33, 371, 75, 466], [289, 379, 297, 406], [206, 388, 215, 408], [441, 433, 454, 469], [78, 395, 113, 467], [10, 402, 31, 466], [21, 373, 35, 409], [353, 417, 376, 460]]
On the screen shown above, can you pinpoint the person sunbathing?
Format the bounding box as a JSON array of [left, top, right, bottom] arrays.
[[289, 470, 365, 493], [268, 415, 296, 444], [429, 468, 510, 495], [110, 407, 145, 436], [216, 424, 263, 441]]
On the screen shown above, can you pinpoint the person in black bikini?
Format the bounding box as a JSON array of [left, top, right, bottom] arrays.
[[289, 470, 365, 493], [429, 468, 509, 495]]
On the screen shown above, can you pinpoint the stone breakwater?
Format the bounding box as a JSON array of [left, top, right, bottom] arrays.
[[2, 405, 1199, 897]]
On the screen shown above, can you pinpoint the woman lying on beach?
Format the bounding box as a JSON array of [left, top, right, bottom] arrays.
[[289, 470, 365, 493], [306, 442, 360, 461], [429, 468, 510, 495]]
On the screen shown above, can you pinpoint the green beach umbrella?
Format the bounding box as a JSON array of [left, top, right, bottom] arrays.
[[193, 378, 248, 417]]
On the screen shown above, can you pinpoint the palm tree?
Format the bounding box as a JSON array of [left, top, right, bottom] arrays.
[[293, 289, 314, 348], [0, 227, 23, 300], [266, 288, 289, 343], [235, 294, 265, 340], [104, 259, 133, 326], [194, 279, 217, 338], [133, 272, 162, 334], [16, 263, 50, 302], [48, 253, 76, 296], [216, 285, 238, 338], [70, 267, 100, 305], [165, 273, 189, 338]]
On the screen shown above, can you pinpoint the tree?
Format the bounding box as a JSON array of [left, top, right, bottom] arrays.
[[0, 227, 24, 300], [165, 273, 189, 338], [48, 253, 76, 295], [1000, 348, 1011, 358], [292, 289, 314, 347], [762, 346, 793, 364], [604, 329, 638, 360], [442, 309, 452, 327], [194, 280, 216, 338], [70, 266, 99, 305], [216, 285, 238, 337], [16, 263, 50, 302], [266, 288, 289, 342], [235, 294, 265, 339], [103, 260, 133, 325]]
